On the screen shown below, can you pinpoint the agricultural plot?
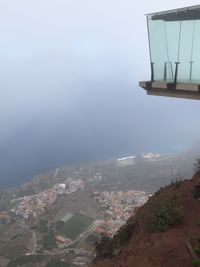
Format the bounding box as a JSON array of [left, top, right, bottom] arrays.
[[56, 213, 93, 240]]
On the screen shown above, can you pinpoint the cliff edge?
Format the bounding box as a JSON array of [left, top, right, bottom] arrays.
[[92, 171, 200, 267]]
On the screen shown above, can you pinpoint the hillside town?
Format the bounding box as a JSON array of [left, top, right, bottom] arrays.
[[93, 190, 148, 237], [10, 178, 85, 219], [9, 176, 149, 240]]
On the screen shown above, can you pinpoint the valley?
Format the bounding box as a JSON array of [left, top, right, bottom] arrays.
[[0, 151, 196, 267]]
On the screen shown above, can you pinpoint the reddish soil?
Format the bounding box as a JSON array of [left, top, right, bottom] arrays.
[[93, 171, 200, 267]]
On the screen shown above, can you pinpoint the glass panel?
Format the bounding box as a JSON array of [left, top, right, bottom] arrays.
[[191, 20, 200, 82], [165, 21, 180, 81], [148, 18, 167, 81], [147, 16, 200, 84], [178, 21, 194, 82]]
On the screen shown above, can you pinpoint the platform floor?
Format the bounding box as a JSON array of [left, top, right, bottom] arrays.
[[139, 81, 200, 100]]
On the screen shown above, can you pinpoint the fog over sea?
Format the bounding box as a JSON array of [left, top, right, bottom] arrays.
[[1, 81, 200, 188], [1, 0, 200, 187]]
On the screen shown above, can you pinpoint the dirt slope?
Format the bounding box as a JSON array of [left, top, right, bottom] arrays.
[[93, 171, 200, 267]]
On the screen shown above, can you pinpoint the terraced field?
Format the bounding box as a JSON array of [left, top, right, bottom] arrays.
[[56, 213, 94, 240]]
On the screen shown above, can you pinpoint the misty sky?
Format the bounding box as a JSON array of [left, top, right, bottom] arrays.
[[1, 0, 200, 187]]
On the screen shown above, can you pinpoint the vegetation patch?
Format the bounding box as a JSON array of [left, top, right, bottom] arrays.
[[95, 216, 136, 260], [38, 219, 49, 232], [42, 229, 57, 250], [192, 258, 200, 266], [0, 244, 28, 259], [138, 187, 183, 232], [86, 233, 100, 244], [6, 255, 46, 267], [194, 246, 200, 254], [56, 213, 93, 240]]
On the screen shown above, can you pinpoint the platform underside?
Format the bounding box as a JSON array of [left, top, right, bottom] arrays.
[[139, 81, 200, 100]]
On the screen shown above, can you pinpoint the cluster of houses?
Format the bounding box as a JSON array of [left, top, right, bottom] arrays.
[[94, 190, 148, 237], [55, 235, 72, 248], [10, 178, 85, 219]]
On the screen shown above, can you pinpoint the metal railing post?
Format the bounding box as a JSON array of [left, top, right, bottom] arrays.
[[151, 62, 154, 82], [174, 62, 180, 86]]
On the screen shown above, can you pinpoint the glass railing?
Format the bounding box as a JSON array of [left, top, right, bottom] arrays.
[[147, 16, 200, 83]]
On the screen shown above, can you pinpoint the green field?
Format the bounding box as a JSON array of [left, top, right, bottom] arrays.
[[56, 213, 93, 240]]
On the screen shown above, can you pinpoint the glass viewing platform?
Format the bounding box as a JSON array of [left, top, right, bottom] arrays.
[[139, 5, 200, 100]]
